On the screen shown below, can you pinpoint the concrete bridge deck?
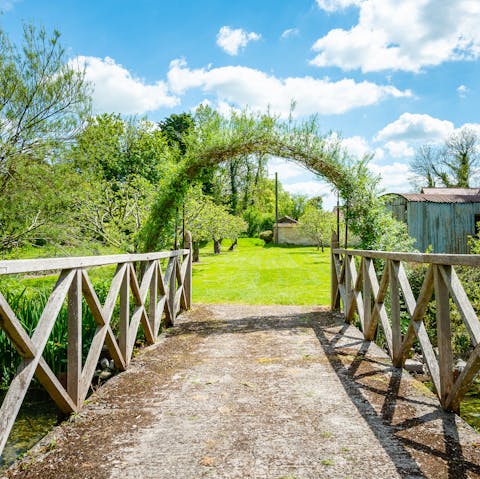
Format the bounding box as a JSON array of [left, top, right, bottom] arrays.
[[4, 304, 480, 479]]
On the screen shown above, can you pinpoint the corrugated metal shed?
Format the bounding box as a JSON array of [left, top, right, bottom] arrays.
[[385, 189, 480, 253]]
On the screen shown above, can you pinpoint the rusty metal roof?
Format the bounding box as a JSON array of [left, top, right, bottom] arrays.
[[394, 193, 480, 203], [421, 187, 480, 195]]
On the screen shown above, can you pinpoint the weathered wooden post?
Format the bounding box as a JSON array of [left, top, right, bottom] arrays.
[[434, 265, 454, 408], [149, 260, 159, 336], [119, 263, 130, 366], [184, 231, 193, 309], [67, 269, 82, 408], [389, 260, 402, 366], [330, 231, 340, 311], [169, 257, 177, 324]]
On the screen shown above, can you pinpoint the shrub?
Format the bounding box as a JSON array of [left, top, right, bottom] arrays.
[[259, 230, 273, 244]]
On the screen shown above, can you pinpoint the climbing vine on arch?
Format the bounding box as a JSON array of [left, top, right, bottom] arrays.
[[140, 106, 413, 252]]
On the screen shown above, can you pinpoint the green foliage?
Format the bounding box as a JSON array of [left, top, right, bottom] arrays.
[[72, 114, 176, 251], [185, 186, 247, 258], [0, 157, 83, 250], [0, 276, 110, 386], [0, 23, 91, 251], [299, 206, 336, 251], [141, 106, 412, 253], [0, 23, 90, 189], [158, 112, 194, 155]]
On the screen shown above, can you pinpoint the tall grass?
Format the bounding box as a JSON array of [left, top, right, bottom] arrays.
[[0, 276, 113, 388]]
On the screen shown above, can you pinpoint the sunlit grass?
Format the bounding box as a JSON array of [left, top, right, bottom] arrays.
[[193, 237, 331, 305]]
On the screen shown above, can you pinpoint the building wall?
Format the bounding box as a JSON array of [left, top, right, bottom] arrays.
[[276, 224, 315, 246], [407, 202, 480, 253]]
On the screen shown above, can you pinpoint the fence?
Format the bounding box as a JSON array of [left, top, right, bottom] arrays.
[[0, 233, 192, 456], [331, 233, 480, 412]]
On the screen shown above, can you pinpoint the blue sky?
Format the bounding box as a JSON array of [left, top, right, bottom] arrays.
[[2, 0, 480, 209]]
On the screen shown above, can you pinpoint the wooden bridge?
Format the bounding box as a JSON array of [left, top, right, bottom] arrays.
[[2, 235, 480, 477]]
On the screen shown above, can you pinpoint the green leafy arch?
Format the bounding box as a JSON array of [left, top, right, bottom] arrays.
[[141, 107, 412, 252]]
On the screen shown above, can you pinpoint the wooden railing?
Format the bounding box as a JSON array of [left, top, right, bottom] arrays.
[[331, 233, 480, 412], [0, 233, 192, 456]]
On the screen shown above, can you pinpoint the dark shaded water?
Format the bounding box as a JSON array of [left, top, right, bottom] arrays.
[[461, 385, 480, 431], [0, 389, 60, 470]]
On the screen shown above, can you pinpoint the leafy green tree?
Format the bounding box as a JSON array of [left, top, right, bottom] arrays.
[[0, 24, 90, 250], [158, 113, 194, 155], [0, 24, 90, 191], [0, 158, 83, 250], [299, 206, 335, 251], [72, 115, 175, 251], [185, 187, 247, 260]]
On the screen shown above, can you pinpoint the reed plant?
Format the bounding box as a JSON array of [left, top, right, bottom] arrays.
[[0, 276, 113, 389]]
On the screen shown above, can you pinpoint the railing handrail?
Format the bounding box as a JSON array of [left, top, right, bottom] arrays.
[[333, 248, 480, 267], [331, 232, 480, 413], [0, 249, 190, 276], [0, 234, 193, 457]]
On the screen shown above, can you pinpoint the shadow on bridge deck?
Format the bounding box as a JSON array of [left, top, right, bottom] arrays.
[[4, 304, 480, 479]]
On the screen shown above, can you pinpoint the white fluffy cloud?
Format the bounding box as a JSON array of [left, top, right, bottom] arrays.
[[369, 162, 413, 193], [311, 0, 480, 72], [268, 157, 308, 181], [457, 85, 468, 98], [374, 113, 454, 143], [281, 28, 299, 39], [0, 0, 21, 11], [216, 26, 261, 56], [74, 56, 178, 114], [167, 59, 411, 118], [383, 141, 415, 159], [316, 0, 361, 12]]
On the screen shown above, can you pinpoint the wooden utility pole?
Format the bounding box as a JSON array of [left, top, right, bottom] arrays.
[[275, 172, 279, 244]]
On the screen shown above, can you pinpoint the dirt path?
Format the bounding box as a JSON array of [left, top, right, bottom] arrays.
[[4, 304, 480, 479]]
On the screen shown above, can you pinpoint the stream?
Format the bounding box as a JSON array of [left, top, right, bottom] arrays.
[[0, 389, 60, 471]]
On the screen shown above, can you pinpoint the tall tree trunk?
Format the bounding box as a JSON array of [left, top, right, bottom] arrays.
[[193, 242, 200, 262], [229, 238, 238, 251], [229, 161, 239, 214], [214, 238, 222, 254]]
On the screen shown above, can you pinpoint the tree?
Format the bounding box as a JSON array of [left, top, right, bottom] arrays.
[[141, 106, 412, 252], [72, 115, 174, 251], [299, 206, 335, 251], [158, 113, 193, 155], [0, 24, 90, 191], [185, 187, 247, 260], [410, 128, 480, 189]]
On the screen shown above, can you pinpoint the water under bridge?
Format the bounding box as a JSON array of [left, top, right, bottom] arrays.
[[2, 235, 480, 478]]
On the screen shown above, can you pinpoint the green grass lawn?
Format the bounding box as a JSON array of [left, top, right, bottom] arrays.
[[193, 237, 331, 305]]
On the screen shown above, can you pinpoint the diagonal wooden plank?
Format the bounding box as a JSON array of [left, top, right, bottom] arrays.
[[365, 260, 392, 353], [81, 268, 126, 371], [389, 260, 402, 365], [446, 341, 480, 411], [0, 289, 76, 414], [398, 265, 434, 361], [80, 324, 109, 401], [439, 265, 480, 346], [130, 261, 155, 307], [0, 269, 75, 456], [149, 261, 159, 336], [0, 293, 35, 359], [347, 258, 364, 330], [363, 258, 372, 336]]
